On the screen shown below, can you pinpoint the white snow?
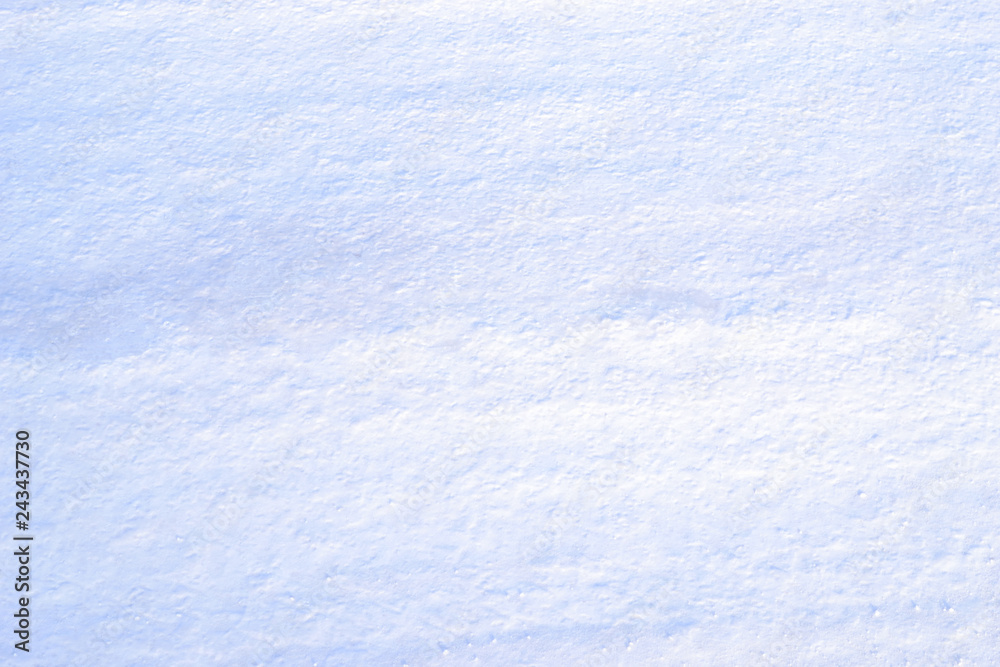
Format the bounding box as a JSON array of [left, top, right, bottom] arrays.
[[2, 0, 1000, 664]]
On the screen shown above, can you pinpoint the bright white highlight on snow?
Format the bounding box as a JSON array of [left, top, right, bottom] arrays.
[[2, 0, 999, 664]]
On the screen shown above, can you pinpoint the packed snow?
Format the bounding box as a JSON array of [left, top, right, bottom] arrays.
[[2, 0, 1000, 664]]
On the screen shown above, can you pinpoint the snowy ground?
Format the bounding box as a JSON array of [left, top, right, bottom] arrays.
[[2, 0, 1000, 664]]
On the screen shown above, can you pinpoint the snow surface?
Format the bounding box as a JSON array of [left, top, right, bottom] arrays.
[[3, 0, 1000, 664]]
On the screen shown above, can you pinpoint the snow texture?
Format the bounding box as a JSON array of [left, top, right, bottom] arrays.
[[2, 0, 1000, 664]]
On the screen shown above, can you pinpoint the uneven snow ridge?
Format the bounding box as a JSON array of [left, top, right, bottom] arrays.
[[2, 1, 1000, 665]]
